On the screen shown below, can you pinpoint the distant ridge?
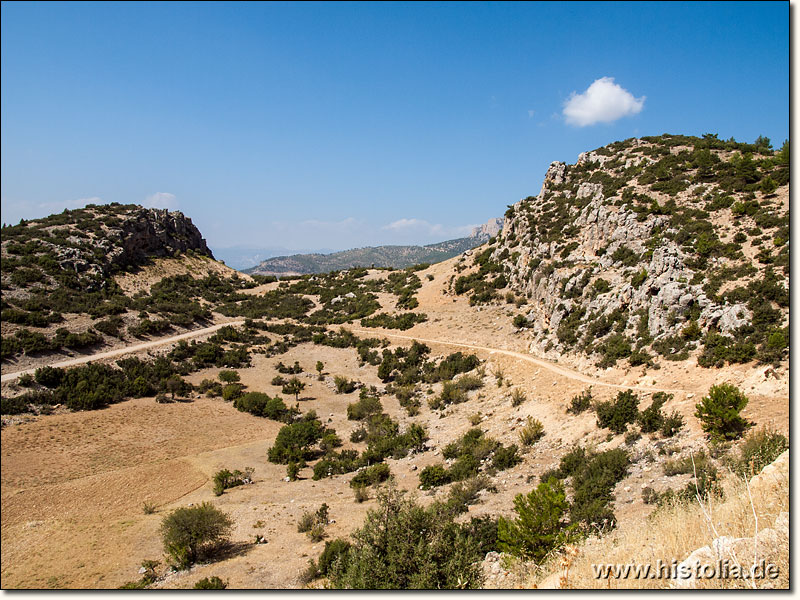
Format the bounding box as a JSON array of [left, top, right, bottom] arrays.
[[244, 218, 504, 276]]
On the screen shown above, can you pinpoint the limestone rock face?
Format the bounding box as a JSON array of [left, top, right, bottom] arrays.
[[115, 207, 212, 266], [471, 217, 505, 239], [474, 135, 788, 367]]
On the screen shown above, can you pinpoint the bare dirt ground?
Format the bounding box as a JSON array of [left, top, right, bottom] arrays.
[[0, 256, 788, 589]]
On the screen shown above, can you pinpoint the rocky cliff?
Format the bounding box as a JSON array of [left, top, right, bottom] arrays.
[[453, 134, 789, 369], [2, 204, 212, 293]]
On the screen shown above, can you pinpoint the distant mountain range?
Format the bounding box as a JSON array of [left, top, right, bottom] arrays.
[[212, 246, 337, 271], [244, 218, 503, 276]]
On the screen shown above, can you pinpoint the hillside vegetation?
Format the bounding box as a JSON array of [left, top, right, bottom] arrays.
[[450, 134, 788, 370], [1, 204, 252, 360]]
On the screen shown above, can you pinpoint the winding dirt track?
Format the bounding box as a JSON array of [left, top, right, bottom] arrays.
[[351, 328, 690, 395], [3, 320, 688, 396], [0, 321, 246, 383]]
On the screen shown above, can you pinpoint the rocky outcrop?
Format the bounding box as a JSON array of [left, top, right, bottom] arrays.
[[471, 217, 504, 239], [477, 134, 788, 367], [113, 208, 212, 266], [2, 204, 213, 292]]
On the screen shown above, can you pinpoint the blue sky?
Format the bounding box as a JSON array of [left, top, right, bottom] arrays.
[[1, 1, 789, 254]]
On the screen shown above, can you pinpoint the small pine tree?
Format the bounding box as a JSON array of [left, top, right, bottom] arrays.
[[760, 176, 778, 196], [497, 478, 575, 563], [694, 383, 752, 442]]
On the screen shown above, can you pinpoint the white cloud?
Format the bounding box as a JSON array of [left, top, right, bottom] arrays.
[[144, 192, 178, 210], [563, 77, 645, 127], [383, 218, 442, 235], [382, 218, 475, 239], [528, 109, 535, 118]]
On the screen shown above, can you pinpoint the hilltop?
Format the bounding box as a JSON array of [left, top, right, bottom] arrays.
[[1, 203, 252, 366], [448, 134, 789, 371], [245, 218, 504, 276]]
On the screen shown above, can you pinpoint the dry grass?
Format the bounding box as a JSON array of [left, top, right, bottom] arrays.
[[532, 452, 788, 589]]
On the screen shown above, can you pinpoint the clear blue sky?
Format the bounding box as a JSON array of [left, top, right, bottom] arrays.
[[1, 1, 789, 253]]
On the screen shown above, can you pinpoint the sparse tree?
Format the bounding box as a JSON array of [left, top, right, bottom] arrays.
[[282, 376, 306, 401], [160, 502, 233, 568]]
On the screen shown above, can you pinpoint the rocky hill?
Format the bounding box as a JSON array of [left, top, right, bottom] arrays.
[[1, 203, 247, 362], [451, 134, 789, 370], [245, 218, 504, 276], [2, 203, 212, 289]]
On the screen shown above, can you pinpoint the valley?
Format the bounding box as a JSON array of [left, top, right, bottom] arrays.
[[0, 134, 789, 589]]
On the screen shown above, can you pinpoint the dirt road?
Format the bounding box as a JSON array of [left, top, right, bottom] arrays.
[[0, 321, 246, 383], [351, 328, 691, 395], [3, 319, 690, 396]]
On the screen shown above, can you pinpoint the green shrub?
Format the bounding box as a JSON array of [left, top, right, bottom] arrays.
[[637, 392, 670, 434], [317, 538, 351, 576], [298, 503, 330, 540], [282, 376, 306, 401], [350, 463, 391, 488], [212, 467, 253, 496], [510, 388, 526, 407], [17, 373, 35, 387], [429, 380, 467, 410], [664, 450, 710, 476], [198, 379, 223, 397], [268, 414, 328, 464], [334, 376, 357, 394], [491, 444, 521, 471], [218, 369, 240, 383], [569, 448, 629, 531], [518, 417, 545, 446], [221, 383, 245, 401], [353, 485, 369, 503], [595, 390, 639, 434], [449, 453, 480, 481], [34, 366, 65, 388], [695, 384, 752, 442], [287, 461, 301, 481], [630, 268, 648, 288], [661, 411, 685, 437], [234, 392, 294, 421], [327, 487, 484, 589], [733, 426, 788, 477], [566, 388, 592, 414], [347, 395, 383, 421], [194, 576, 227, 589], [160, 502, 233, 568], [419, 465, 451, 489], [497, 478, 576, 562], [446, 476, 492, 513]]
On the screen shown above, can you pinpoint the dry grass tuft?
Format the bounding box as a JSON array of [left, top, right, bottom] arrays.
[[531, 451, 788, 589]]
